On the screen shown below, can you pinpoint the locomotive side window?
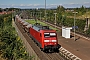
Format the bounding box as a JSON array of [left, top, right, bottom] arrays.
[[44, 33, 56, 37], [40, 33, 42, 37], [44, 33, 50, 37], [50, 33, 56, 37]]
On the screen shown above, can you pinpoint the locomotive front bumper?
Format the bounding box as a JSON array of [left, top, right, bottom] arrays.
[[44, 44, 61, 50]]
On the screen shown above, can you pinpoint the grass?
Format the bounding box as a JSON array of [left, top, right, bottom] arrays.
[[26, 19, 60, 31]]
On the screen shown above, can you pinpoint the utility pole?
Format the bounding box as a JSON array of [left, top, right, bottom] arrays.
[[54, 13, 57, 29], [31, 12, 32, 18], [33, 12, 34, 17], [34, 9, 37, 23], [62, 15, 64, 27], [45, 0, 46, 22], [40, 12, 42, 21], [73, 12, 78, 41], [54, 13, 57, 25]]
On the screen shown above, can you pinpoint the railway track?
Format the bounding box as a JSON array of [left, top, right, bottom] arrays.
[[45, 53, 64, 60], [15, 21, 65, 60], [39, 20, 82, 60]]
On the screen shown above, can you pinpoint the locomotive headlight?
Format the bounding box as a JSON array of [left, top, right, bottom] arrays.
[[44, 40, 49, 42], [54, 43, 57, 44], [52, 40, 57, 42]]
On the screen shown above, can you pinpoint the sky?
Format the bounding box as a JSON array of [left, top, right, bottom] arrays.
[[0, 0, 90, 8]]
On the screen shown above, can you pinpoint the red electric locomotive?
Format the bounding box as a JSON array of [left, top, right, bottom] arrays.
[[29, 23, 61, 52], [15, 15, 61, 52]]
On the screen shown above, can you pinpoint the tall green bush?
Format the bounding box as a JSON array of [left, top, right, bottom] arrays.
[[0, 13, 33, 60]]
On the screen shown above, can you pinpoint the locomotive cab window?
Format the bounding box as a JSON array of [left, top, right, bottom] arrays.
[[44, 33, 50, 37], [50, 33, 56, 37], [44, 33, 56, 37]]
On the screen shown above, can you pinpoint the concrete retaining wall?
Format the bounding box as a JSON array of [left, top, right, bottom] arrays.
[[13, 20, 40, 60]]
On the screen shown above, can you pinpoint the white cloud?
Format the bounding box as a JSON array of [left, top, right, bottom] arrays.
[[84, 2, 90, 4], [62, 2, 90, 8], [11, 4, 15, 6], [33, 4, 40, 6], [20, 4, 25, 6], [0, 2, 90, 9], [70, 3, 76, 4], [26, 4, 33, 6]]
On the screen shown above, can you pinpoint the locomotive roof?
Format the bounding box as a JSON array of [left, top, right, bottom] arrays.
[[32, 23, 52, 31]]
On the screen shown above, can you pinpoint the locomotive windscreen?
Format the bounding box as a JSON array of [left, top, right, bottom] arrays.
[[42, 26, 49, 30], [44, 32, 56, 38]]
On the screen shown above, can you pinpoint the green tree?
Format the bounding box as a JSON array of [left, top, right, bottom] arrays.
[[74, 5, 86, 15], [0, 8, 3, 12], [0, 15, 4, 29], [0, 13, 33, 60], [57, 5, 65, 13]]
